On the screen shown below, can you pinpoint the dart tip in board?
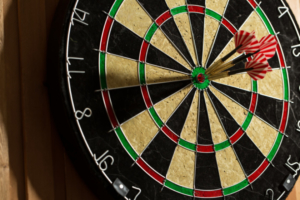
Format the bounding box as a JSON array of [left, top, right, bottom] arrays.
[[197, 74, 205, 83]]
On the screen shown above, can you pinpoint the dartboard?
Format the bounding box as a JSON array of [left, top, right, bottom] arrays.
[[48, 0, 300, 199]]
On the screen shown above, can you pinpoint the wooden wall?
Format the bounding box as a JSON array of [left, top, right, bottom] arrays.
[[0, 0, 299, 199]]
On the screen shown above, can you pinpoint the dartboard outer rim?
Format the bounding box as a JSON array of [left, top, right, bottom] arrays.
[[47, 0, 300, 199]]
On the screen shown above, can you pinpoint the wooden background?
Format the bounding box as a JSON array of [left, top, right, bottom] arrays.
[[0, 0, 299, 199]]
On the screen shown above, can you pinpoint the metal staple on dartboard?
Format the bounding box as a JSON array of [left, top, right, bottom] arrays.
[[266, 155, 300, 200]]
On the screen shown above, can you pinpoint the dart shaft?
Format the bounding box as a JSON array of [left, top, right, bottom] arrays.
[[208, 68, 252, 81], [228, 67, 253, 76], [209, 62, 234, 75], [208, 71, 229, 81], [205, 59, 224, 75], [210, 51, 258, 75], [232, 49, 259, 65], [206, 45, 243, 75], [222, 44, 242, 62]]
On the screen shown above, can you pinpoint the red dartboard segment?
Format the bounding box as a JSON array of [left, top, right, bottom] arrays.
[[102, 91, 119, 128], [230, 128, 244, 144], [137, 158, 165, 184], [247, 0, 257, 8], [194, 189, 223, 198], [248, 159, 269, 183], [187, 5, 205, 14], [276, 45, 286, 67], [162, 126, 179, 143], [141, 86, 152, 108], [222, 18, 237, 34], [249, 93, 257, 113], [197, 145, 214, 153], [279, 102, 289, 133], [100, 17, 113, 52], [139, 41, 149, 62], [155, 11, 172, 26]]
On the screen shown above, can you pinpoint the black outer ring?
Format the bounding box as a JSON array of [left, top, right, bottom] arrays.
[[47, 0, 117, 199]]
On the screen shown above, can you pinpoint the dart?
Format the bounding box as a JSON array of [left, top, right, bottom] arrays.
[[205, 44, 242, 75], [208, 34, 276, 76], [206, 30, 259, 75], [208, 66, 253, 81], [244, 54, 272, 80], [207, 50, 260, 76], [208, 54, 272, 81], [245, 63, 272, 81]]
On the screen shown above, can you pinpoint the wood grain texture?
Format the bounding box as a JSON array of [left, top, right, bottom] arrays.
[[0, 0, 299, 199], [17, 0, 55, 198], [0, 0, 9, 199], [1, 0, 25, 199], [64, 153, 98, 200]]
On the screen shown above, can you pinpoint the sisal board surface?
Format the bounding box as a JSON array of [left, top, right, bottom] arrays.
[[115, 0, 152, 37], [121, 110, 159, 155], [180, 91, 199, 143], [154, 85, 193, 123], [146, 64, 190, 84], [258, 69, 283, 99], [210, 87, 248, 126], [215, 147, 245, 188], [151, 29, 192, 70], [246, 116, 278, 157], [106, 54, 140, 89], [166, 146, 195, 188], [204, 91, 228, 144], [173, 13, 198, 65]]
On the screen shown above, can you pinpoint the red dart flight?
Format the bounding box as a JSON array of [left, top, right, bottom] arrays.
[[252, 53, 272, 71], [245, 54, 272, 81], [259, 34, 277, 59], [235, 30, 260, 54]]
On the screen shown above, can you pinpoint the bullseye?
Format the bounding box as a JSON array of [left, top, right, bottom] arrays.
[[197, 74, 205, 83], [191, 67, 210, 90]]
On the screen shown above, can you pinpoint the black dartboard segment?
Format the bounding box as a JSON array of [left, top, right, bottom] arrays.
[[146, 44, 192, 74], [141, 131, 177, 176], [223, 0, 253, 30], [195, 152, 222, 190], [48, 0, 300, 199], [207, 88, 241, 137], [109, 86, 146, 124], [166, 88, 196, 135], [197, 90, 214, 145], [189, 13, 205, 66], [206, 26, 233, 68]]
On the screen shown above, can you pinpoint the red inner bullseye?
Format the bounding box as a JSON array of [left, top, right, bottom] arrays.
[[197, 74, 205, 83]]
